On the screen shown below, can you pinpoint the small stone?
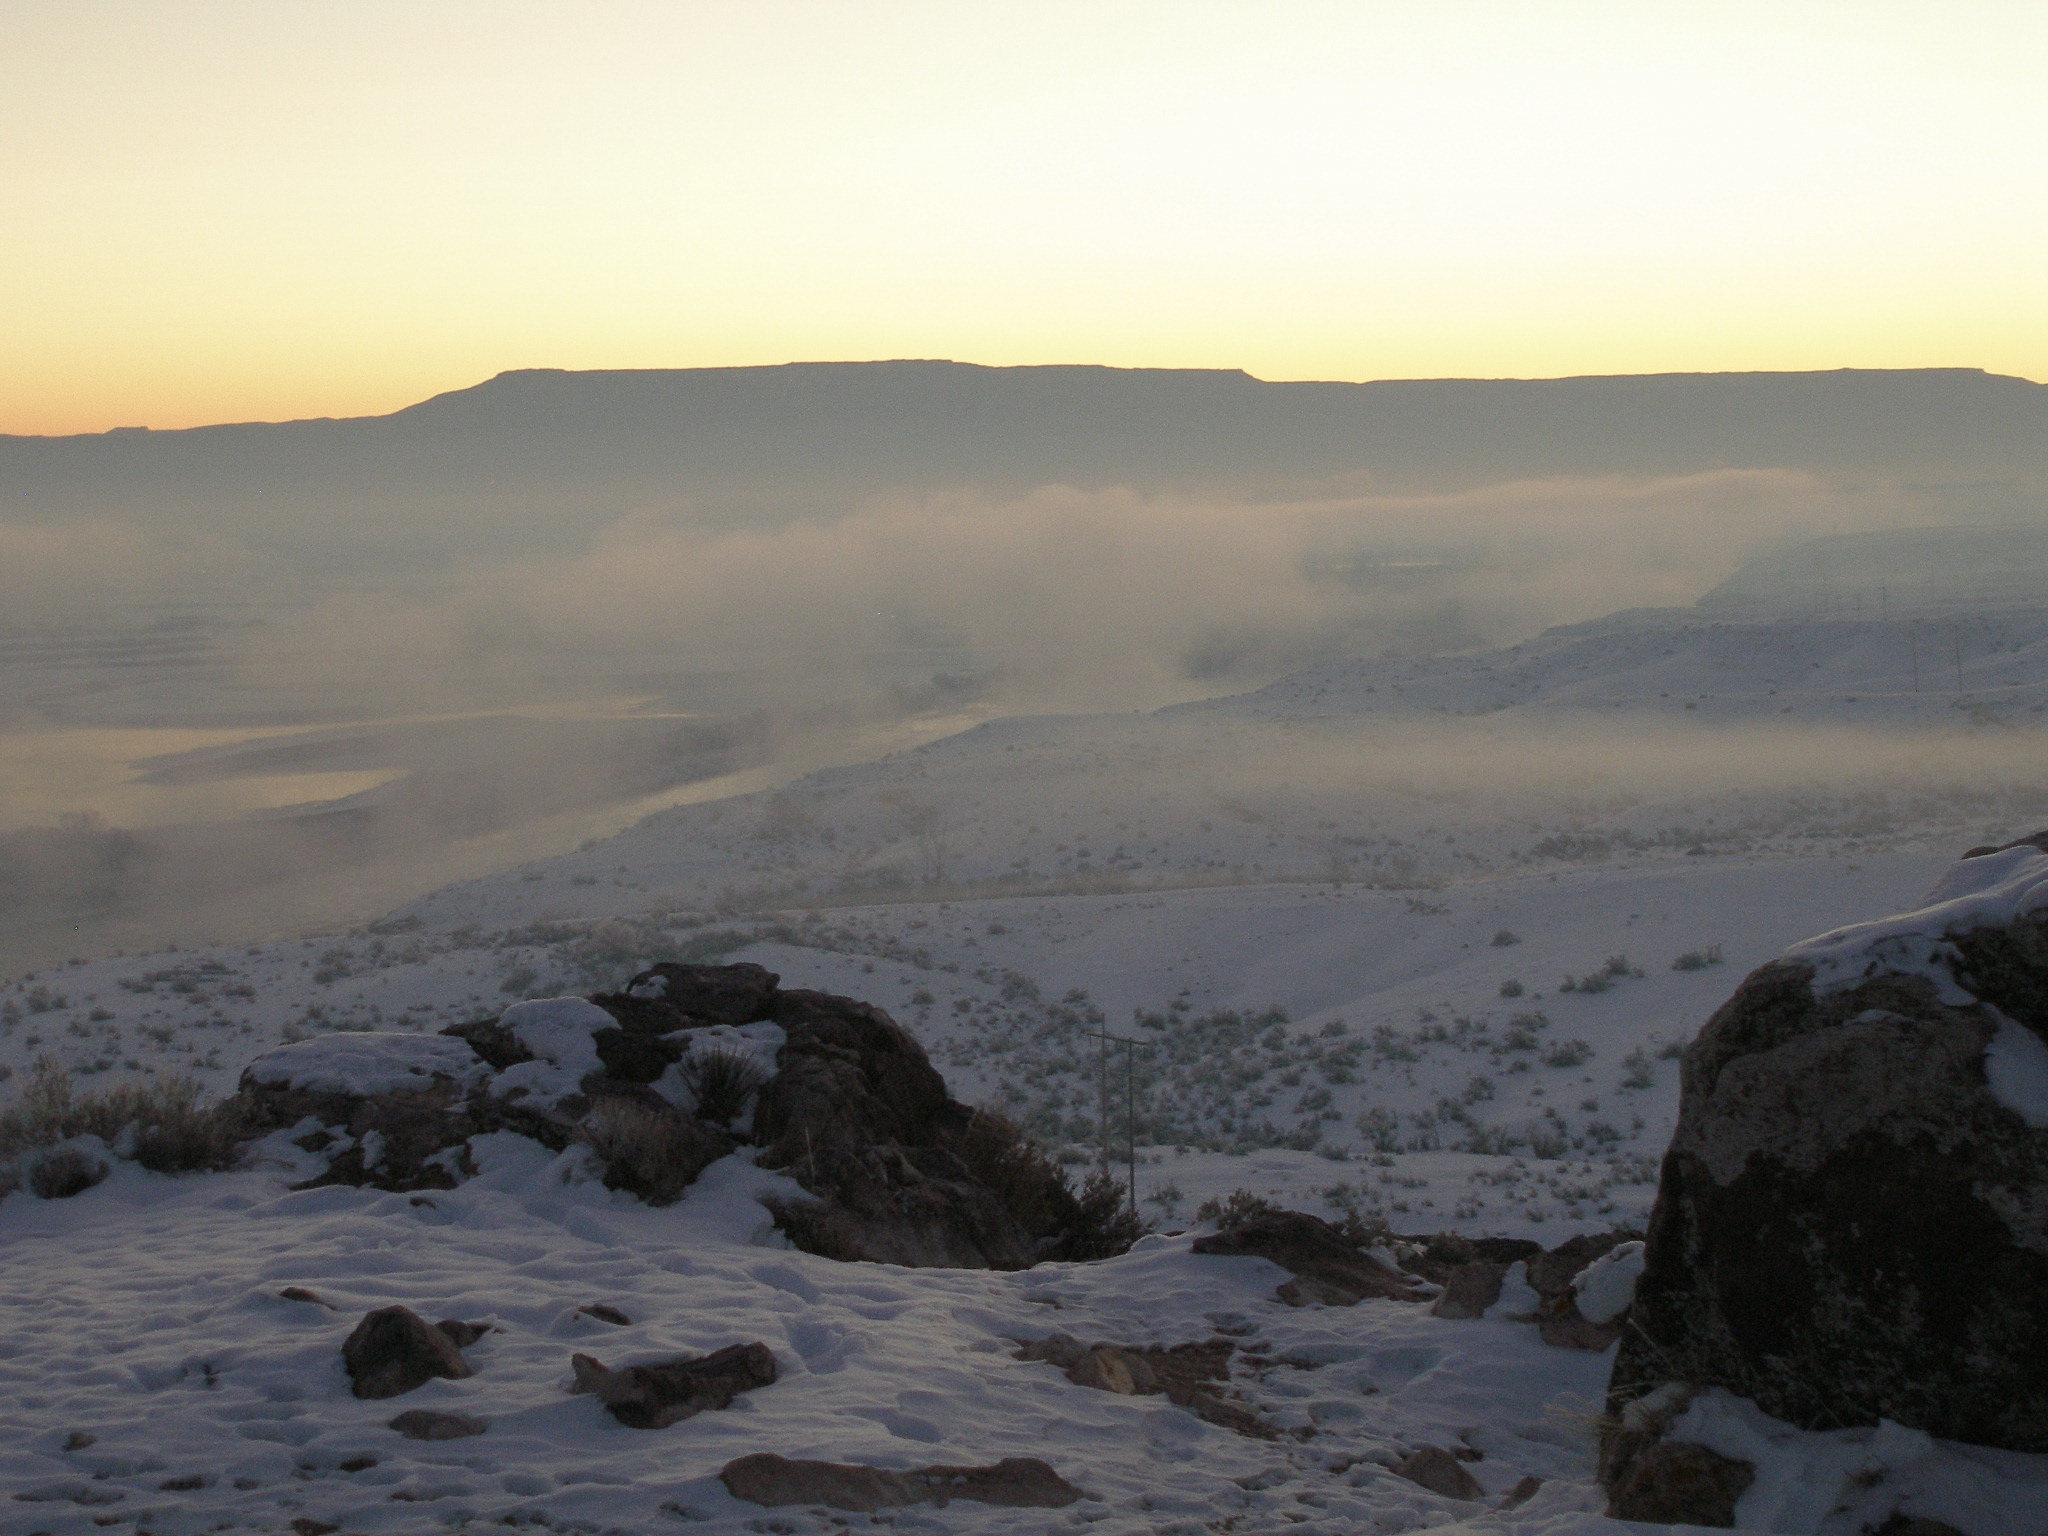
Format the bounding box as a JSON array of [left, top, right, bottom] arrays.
[[337, 1456, 378, 1472], [1393, 1446, 1483, 1501], [579, 1303, 631, 1326], [388, 1409, 488, 1441], [341, 1305, 474, 1400], [278, 1287, 334, 1309], [1606, 1440, 1755, 1525], [290, 1520, 339, 1536], [433, 1319, 492, 1348], [1870, 1519, 1968, 1536], [158, 1475, 207, 1491], [63, 1432, 96, 1452], [1500, 1475, 1544, 1509]]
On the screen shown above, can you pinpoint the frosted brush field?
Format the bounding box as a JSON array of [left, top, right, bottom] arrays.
[[4, 602, 2048, 1533]]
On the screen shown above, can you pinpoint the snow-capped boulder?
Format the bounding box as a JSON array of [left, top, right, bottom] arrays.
[[1608, 836, 2048, 1459], [238, 1033, 493, 1191]]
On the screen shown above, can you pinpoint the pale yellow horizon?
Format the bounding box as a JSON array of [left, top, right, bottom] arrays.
[[7, 0, 2045, 436]]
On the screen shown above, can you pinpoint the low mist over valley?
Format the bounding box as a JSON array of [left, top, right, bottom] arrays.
[[4, 363, 2048, 968]]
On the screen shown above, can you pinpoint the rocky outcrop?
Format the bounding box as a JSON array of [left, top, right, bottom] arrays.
[[569, 1342, 777, 1428], [1191, 1211, 1431, 1305], [341, 1306, 474, 1399], [1606, 1440, 1754, 1525], [233, 962, 1121, 1269], [720, 1453, 1084, 1512], [1608, 839, 2048, 1456]]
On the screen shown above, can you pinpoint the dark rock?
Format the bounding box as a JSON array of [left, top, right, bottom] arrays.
[[569, 1341, 777, 1428], [30, 1149, 109, 1200], [755, 990, 952, 1158], [62, 1432, 95, 1452], [1525, 1231, 1636, 1301], [433, 1319, 492, 1348], [1396, 1232, 1540, 1283], [1870, 1518, 1969, 1536], [764, 1146, 1036, 1269], [1535, 1305, 1625, 1351], [1610, 857, 2048, 1451], [291, 1520, 339, 1536], [605, 961, 781, 1029], [337, 1456, 377, 1472], [387, 1409, 488, 1441], [589, 1026, 679, 1084], [1430, 1262, 1508, 1319], [439, 1017, 531, 1070], [720, 1452, 1083, 1512], [278, 1287, 334, 1308], [1961, 828, 2048, 859], [1605, 1441, 1754, 1525], [1500, 1475, 1544, 1509], [579, 1303, 631, 1325], [1015, 1333, 1268, 1437], [1192, 1211, 1430, 1305], [341, 1305, 474, 1399], [1393, 1446, 1482, 1501]]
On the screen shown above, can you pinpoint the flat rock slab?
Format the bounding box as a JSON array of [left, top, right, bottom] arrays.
[[1191, 1211, 1429, 1304], [571, 1341, 777, 1428], [721, 1453, 1084, 1512], [342, 1305, 473, 1400]]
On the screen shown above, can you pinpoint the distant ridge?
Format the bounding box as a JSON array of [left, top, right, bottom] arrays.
[[4, 363, 2044, 570]]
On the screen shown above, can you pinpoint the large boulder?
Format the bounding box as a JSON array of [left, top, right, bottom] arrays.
[[1608, 840, 2048, 1457]]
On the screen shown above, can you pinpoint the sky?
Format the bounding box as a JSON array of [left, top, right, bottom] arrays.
[[5, 0, 2045, 436]]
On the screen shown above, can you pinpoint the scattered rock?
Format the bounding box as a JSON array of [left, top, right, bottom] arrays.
[[158, 1475, 207, 1491], [1605, 1441, 1754, 1526], [1192, 1211, 1430, 1305], [1500, 1474, 1544, 1509], [596, 961, 782, 1031], [337, 1456, 377, 1473], [1393, 1446, 1483, 1501], [1611, 842, 2048, 1451], [387, 1409, 488, 1441], [569, 1341, 777, 1428], [61, 1432, 95, 1452], [720, 1453, 1084, 1512], [278, 1286, 335, 1308], [433, 1319, 492, 1347], [290, 1520, 339, 1536], [341, 1305, 475, 1400], [1870, 1518, 1969, 1536], [578, 1303, 631, 1326], [1015, 1333, 1268, 1436]]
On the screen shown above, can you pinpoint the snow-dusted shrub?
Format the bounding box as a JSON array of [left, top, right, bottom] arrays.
[[1545, 1039, 1595, 1068], [1194, 1187, 1283, 1228], [0, 1058, 237, 1175], [1490, 929, 1522, 947], [1498, 978, 1525, 998], [1669, 944, 1725, 971], [1617, 1049, 1655, 1090]]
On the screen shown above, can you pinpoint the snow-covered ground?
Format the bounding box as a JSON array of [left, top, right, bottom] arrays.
[[6, 603, 2048, 1532]]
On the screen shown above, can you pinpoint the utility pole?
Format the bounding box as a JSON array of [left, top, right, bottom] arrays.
[[1096, 1026, 1145, 1218]]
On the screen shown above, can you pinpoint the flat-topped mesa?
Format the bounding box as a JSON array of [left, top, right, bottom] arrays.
[[1606, 833, 2048, 1478], [234, 961, 1110, 1269]]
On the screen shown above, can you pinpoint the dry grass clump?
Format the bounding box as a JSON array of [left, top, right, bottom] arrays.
[[578, 1098, 724, 1205], [678, 1046, 770, 1125], [0, 1058, 240, 1186], [941, 1108, 1147, 1262]]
